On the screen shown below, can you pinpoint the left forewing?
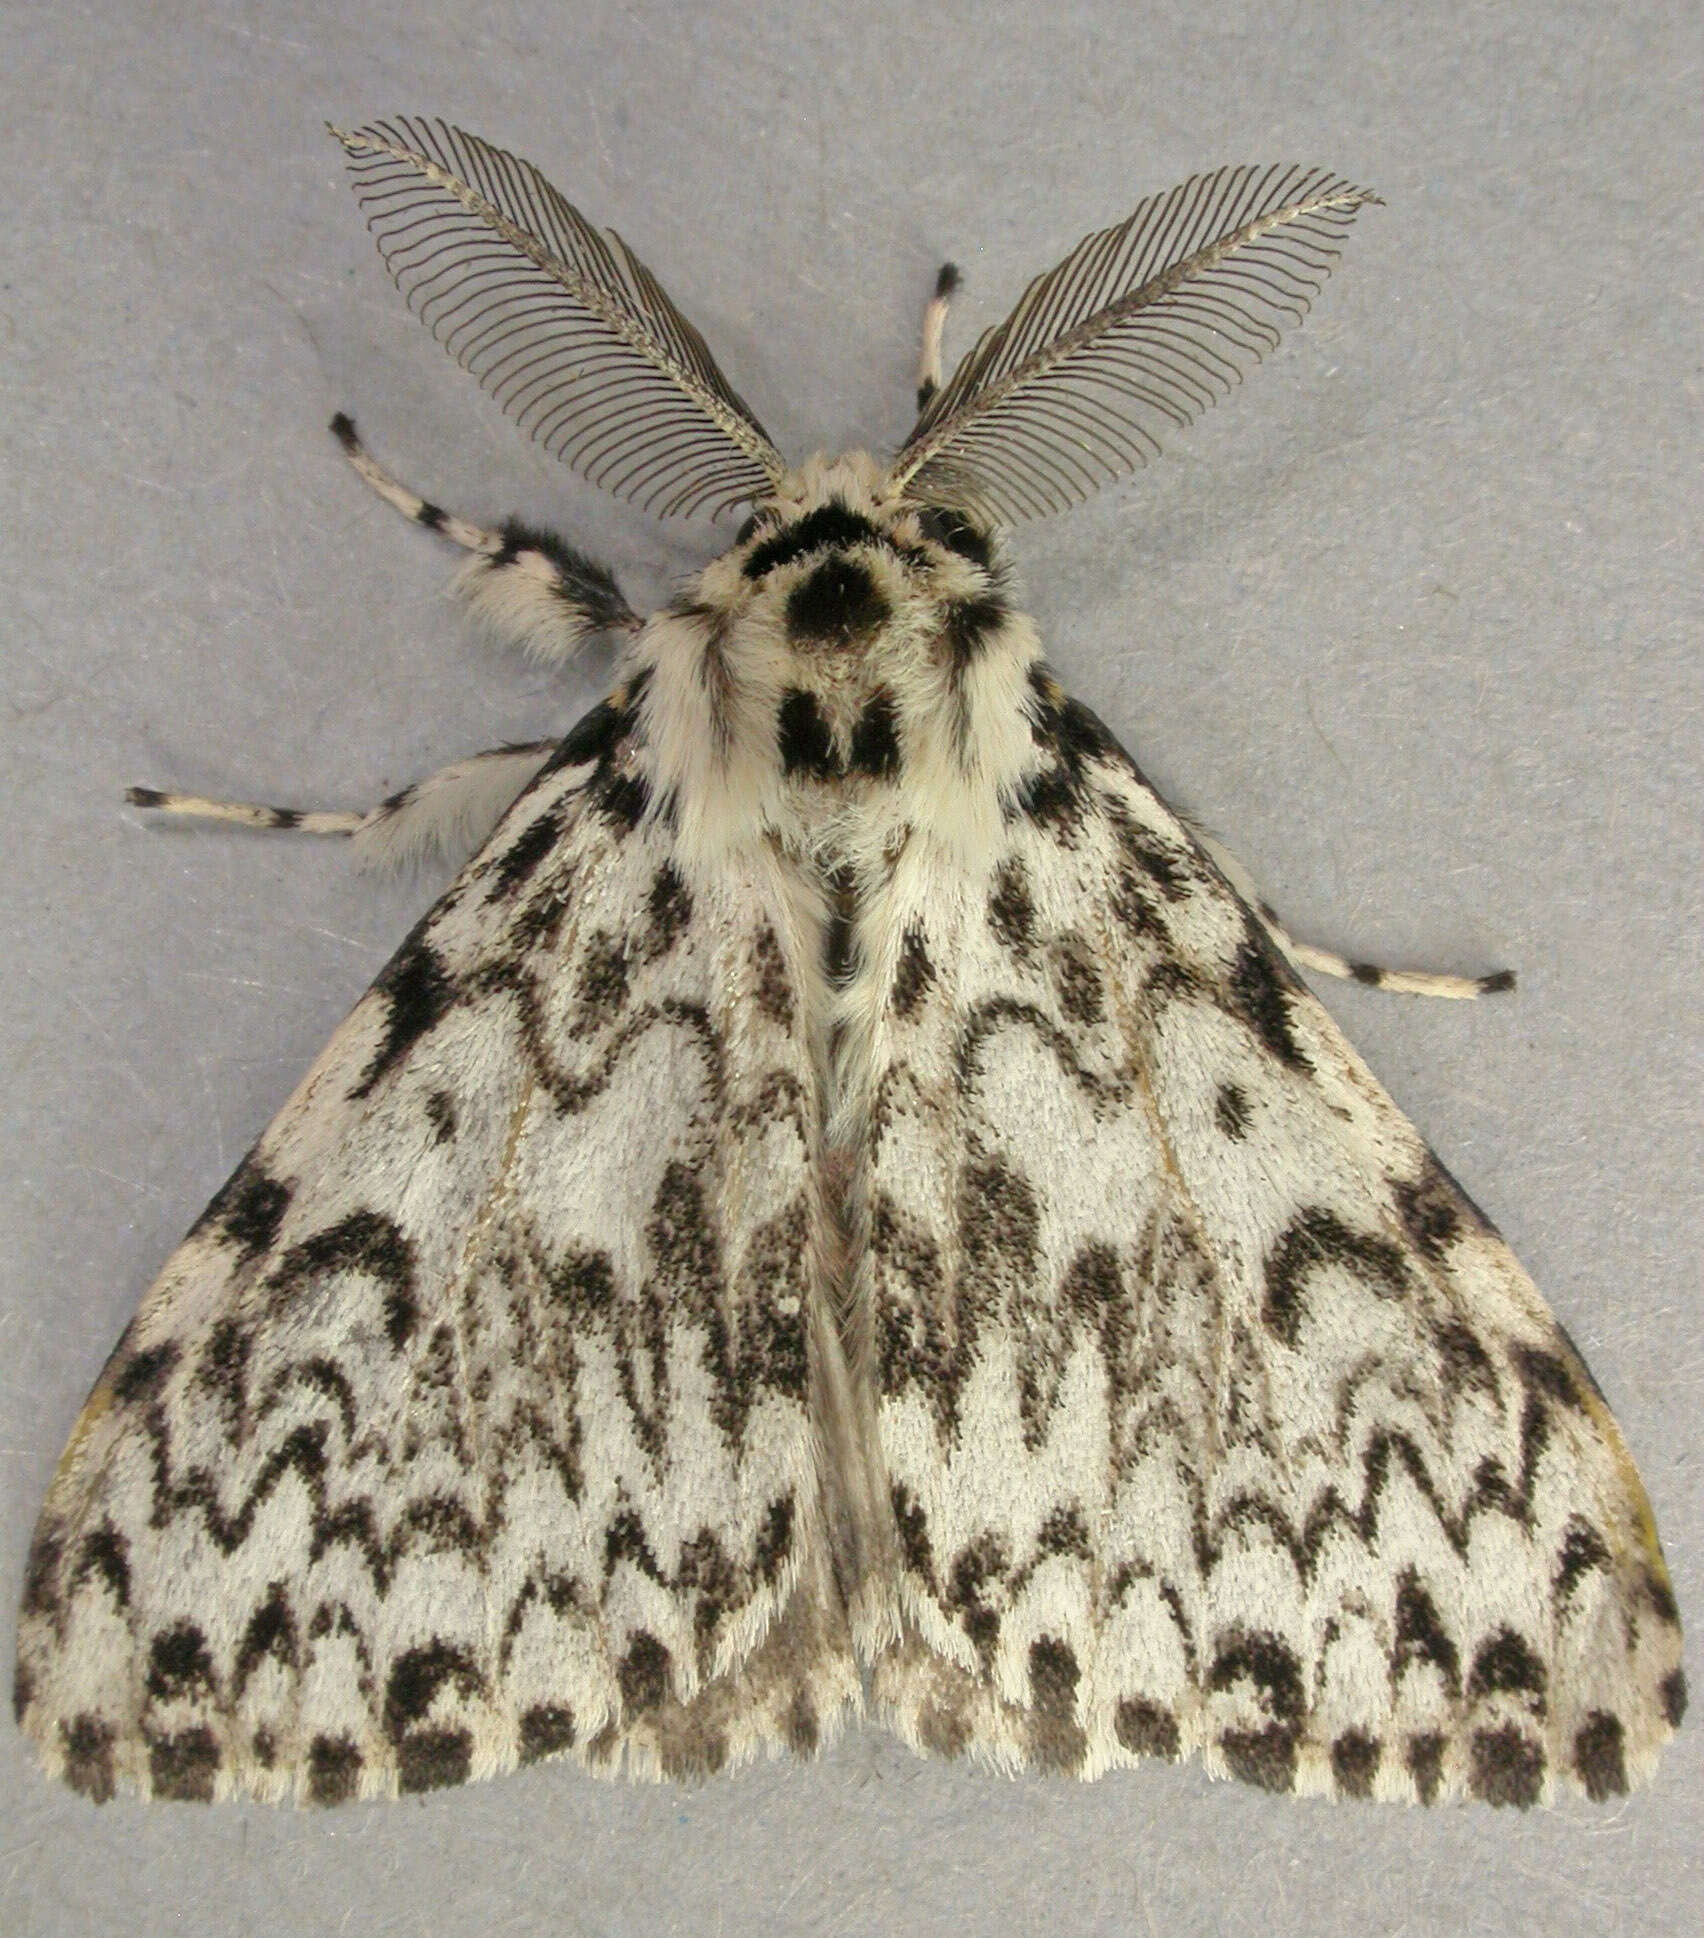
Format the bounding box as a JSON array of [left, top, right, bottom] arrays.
[[866, 692, 1683, 1804], [18, 700, 853, 1803]]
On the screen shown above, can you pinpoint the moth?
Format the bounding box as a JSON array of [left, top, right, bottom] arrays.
[[16, 118, 1683, 1811]]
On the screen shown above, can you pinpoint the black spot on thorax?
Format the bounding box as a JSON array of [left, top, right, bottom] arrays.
[[848, 689, 901, 778], [785, 555, 890, 648], [778, 689, 839, 780], [822, 864, 859, 988]]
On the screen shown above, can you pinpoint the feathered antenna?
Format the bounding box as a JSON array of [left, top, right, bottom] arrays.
[[889, 167, 1380, 524], [332, 119, 785, 518]]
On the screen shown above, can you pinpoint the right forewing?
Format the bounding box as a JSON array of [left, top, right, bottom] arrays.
[[866, 687, 1684, 1804]]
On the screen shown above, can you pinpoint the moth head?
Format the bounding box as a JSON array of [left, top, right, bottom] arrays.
[[734, 457, 998, 572], [694, 454, 1003, 659], [335, 122, 1377, 537]]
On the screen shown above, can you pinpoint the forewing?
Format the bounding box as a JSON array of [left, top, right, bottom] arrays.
[[868, 691, 1683, 1802], [17, 696, 852, 1803]]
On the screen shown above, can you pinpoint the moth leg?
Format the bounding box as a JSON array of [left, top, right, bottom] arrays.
[[331, 413, 643, 663], [1199, 832, 1515, 1000], [127, 742, 557, 870], [914, 262, 962, 413]]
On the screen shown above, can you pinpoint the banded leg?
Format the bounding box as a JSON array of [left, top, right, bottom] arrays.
[[914, 263, 962, 413], [1199, 833, 1516, 1000], [128, 742, 557, 870], [331, 414, 642, 662]]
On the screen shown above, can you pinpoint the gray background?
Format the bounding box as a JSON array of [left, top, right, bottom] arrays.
[[3, 1, 1698, 1933]]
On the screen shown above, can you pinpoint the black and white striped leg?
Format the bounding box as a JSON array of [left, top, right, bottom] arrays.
[[1199, 833, 1516, 1000], [914, 262, 962, 414], [331, 414, 644, 663], [128, 742, 558, 870]]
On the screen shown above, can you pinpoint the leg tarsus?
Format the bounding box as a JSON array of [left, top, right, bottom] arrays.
[[1197, 832, 1515, 1000], [127, 742, 557, 870], [914, 262, 961, 415], [331, 413, 502, 555], [331, 415, 643, 662], [124, 786, 364, 836]]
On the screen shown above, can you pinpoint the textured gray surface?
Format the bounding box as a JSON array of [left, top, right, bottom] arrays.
[[3, 0, 1698, 1932]]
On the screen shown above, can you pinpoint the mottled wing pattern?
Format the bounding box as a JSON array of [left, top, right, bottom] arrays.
[[868, 683, 1685, 1803], [17, 691, 852, 1804]]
